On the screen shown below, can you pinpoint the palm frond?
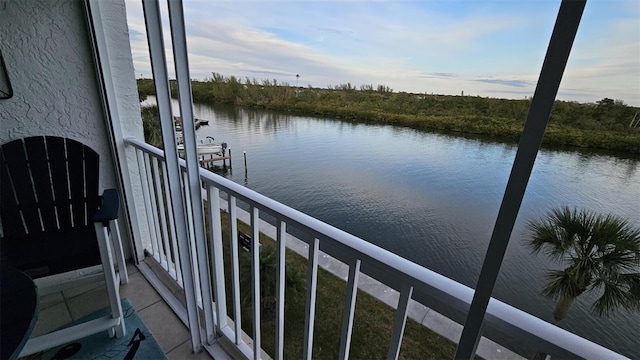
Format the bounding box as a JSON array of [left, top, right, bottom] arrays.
[[553, 207, 594, 247], [593, 214, 640, 248], [600, 250, 638, 273], [528, 206, 593, 263], [528, 219, 570, 262], [591, 273, 640, 316], [541, 269, 583, 299], [629, 273, 640, 300]]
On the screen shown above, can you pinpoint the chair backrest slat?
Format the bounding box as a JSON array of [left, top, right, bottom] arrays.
[[1, 139, 41, 236], [47, 136, 72, 229], [83, 145, 99, 225], [24, 137, 57, 231], [0, 157, 22, 235], [67, 140, 88, 227]]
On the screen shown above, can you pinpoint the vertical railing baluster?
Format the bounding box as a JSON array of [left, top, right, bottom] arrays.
[[145, 153, 164, 264], [162, 161, 182, 284], [339, 259, 361, 360], [140, 152, 159, 258], [152, 156, 170, 268], [194, 184, 214, 344], [275, 220, 287, 360], [183, 170, 202, 307], [182, 169, 194, 239], [135, 150, 156, 256], [302, 238, 320, 360], [228, 196, 243, 345], [208, 185, 228, 332], [387, 285, 413, 360], [250, 205, 261, 359]]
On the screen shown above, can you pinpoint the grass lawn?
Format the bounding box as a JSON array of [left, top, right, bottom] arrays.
[[214, 212, 477, 359]]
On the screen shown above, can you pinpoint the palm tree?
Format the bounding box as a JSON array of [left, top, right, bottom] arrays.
[[528, 206, 640, 326]]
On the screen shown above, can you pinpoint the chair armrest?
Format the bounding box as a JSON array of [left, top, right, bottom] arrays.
[[93, 189, 119, 224]]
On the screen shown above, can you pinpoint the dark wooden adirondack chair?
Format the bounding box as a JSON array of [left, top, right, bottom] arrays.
[[0, 136, 128, 356]]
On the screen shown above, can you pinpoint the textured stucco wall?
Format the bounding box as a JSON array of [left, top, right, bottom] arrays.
[[0, 0, 118, 190], [96, 0, 143, 138]]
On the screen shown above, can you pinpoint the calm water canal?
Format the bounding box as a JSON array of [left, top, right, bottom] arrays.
[[150, 98, 640, 357]]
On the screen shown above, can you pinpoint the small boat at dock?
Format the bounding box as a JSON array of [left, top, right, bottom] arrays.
[[177, 142, 223, 155], [174, 115, 209, 128], [177, 136, 227, 157], [175, 127, 231, 169]]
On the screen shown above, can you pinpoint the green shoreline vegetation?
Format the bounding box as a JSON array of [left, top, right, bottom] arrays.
[[137, 75, 640, 154]]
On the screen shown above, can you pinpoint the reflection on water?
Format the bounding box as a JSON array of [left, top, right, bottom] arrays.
[[146, 97, 640, 357]]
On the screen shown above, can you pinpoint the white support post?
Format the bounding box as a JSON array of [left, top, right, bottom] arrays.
[[166, 0, 216, 344], [455, 1, 586, 358], [339, 259, 361, 360], [302, 238, 320, 360], [141, 0, 203, 351]]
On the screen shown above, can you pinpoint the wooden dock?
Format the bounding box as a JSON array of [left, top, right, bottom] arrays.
[[197, 148, 232, 169], [199, 155, 231, 165]]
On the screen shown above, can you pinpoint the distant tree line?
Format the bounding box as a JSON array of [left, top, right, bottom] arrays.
[[137, 74, 640, 153]]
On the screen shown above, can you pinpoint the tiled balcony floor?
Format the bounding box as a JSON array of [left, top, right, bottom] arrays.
[[31, 262, 213, 360]]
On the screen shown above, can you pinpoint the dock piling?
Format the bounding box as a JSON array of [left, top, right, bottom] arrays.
[[243, 151, 247, 173]]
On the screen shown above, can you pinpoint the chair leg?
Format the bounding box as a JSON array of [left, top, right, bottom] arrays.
[[110, 219, 129, 285], [95, 223, 126, 338]]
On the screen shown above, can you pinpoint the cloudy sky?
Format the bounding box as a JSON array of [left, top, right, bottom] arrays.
[[125, 0, 640, 106]]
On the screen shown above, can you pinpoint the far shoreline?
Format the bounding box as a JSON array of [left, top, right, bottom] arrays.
[[137, 77, 640, 154]]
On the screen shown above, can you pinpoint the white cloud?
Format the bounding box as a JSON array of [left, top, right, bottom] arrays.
[[561, 17, 640, 104], [125, 0, 640, 105]]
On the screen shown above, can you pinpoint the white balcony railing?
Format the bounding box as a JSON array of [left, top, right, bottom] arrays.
[[125, 137, 625, 360]]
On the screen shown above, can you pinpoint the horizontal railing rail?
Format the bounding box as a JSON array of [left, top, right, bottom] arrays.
[[125, 137, 626, 360]]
